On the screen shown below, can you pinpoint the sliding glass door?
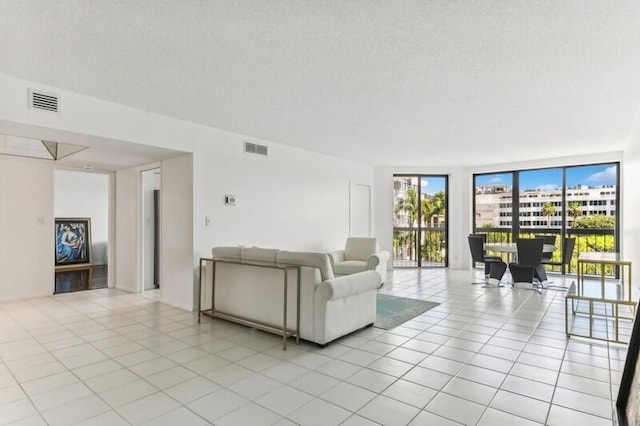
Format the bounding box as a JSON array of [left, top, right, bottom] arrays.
[[393, 175, 448, 268]]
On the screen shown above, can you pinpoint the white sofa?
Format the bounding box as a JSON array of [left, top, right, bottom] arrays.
[[329, 237, 390, 282], [210, 246, 382, 346]]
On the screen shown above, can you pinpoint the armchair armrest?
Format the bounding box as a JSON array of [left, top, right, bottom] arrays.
[[328, 250, 345, 266], [316, 271, 381, 301], [366, 251, 390, 270]]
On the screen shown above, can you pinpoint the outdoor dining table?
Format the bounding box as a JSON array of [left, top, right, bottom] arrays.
[[484, 242, 557, 285], [484, 243, 556, 260]]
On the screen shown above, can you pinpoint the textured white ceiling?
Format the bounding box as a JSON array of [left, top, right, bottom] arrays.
[[1, 1, 639, 167]]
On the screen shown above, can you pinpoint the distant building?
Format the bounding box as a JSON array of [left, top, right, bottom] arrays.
[[475, 184, 616, 228], [393, 177, 416, 227], [393, 177, 446, 228]]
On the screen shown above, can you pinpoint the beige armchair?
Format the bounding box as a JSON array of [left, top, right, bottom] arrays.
[[329, 237, 390, 283]]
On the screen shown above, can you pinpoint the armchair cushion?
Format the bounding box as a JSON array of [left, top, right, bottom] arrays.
[[332, 260, 368, 276], [345, 237, 379, 261]]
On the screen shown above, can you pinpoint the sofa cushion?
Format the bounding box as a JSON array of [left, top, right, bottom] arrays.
[[332, 260, 368, 276], [241, 247, 279, 263], [345, 237, 378, 261], [212, 246, 242, 261], [277, 251, 335, 281]]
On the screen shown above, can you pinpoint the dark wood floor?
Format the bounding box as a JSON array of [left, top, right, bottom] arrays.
[[54, 264, 108, 294]]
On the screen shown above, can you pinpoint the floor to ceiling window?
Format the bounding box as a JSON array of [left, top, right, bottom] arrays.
[[473, 163, 619, 275], [519, 168, 563, 232], [393, 175, 448, 268]]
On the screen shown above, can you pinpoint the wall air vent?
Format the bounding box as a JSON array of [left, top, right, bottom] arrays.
[[29, 90, 59, 113], [244, 141, 268, 156]]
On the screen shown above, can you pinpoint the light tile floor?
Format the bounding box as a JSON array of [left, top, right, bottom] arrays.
[[0, 269, 633, 425]]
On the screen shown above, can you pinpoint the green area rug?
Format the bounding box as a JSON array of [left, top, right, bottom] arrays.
[[374, 294, 440, 330]]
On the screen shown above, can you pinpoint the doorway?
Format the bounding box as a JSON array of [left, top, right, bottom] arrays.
[[53, 169, 110, 293], [141, 168, 161, 293], [392, 174, 448, 268]]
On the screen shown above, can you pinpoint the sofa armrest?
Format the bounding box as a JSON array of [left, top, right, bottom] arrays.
[[366, 251, 390, 270], [316, 270, 381, 301], [327, 250, 345, 266]]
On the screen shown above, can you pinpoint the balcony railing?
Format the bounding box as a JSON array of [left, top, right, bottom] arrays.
[[393, 226, 446, 268], [477, 227, 616, 276]]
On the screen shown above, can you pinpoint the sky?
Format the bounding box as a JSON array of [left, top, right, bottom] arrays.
[[420, 177, 446, 196], [475, 164, 617, 190]]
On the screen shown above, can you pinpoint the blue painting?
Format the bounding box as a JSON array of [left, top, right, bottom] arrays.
[[55, 218, 91, 267]]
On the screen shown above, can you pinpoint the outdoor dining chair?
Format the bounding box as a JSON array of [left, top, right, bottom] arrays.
[[509, 238, 546, 293], [468, 235, 507, 287], [540, 237, 576, 290]]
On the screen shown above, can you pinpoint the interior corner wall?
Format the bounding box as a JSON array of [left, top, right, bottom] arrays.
[[373, 169, 394, 269], [623, 134, 640, 270], [160, 154, 193, 310], [54, 170, 109, 265], [0, 156, 54, 301], [114, 167, 138, 293]]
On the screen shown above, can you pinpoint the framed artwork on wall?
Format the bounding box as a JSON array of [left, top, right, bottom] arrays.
[[617, 298, 640, 426], [54, 218, 92, 268]]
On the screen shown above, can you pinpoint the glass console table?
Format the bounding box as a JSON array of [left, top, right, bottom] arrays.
[[577, 252, 633, 301], [198, 258, 300, 350], [565, 253, 635, 343]]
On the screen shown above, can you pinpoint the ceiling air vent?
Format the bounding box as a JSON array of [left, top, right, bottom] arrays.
[[29, 90, 59, 113], [244, 141, 268, 156]]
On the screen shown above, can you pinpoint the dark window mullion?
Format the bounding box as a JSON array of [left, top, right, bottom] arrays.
[[512, 172, 520, 240], [417, 177, 422, 268]]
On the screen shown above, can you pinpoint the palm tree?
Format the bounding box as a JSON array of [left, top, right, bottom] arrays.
[[421, 198, 433, 226], [568, 201, 583, 227], [541, 202, 556, 228], [431, 191, 446, 226], [394, 187, 418, 260], [394, 187, 418, 227]]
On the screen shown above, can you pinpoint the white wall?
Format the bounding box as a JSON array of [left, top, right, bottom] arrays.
[[54, 170, 109, 265], [0, 73, 373, 308], [161, 155, 193, 310], [114, 168, 138, 293], [192, 141, 372, 258], [0, 156, 54, 300], [623, 119, 640, 271], [350, 181, 372, 237]]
